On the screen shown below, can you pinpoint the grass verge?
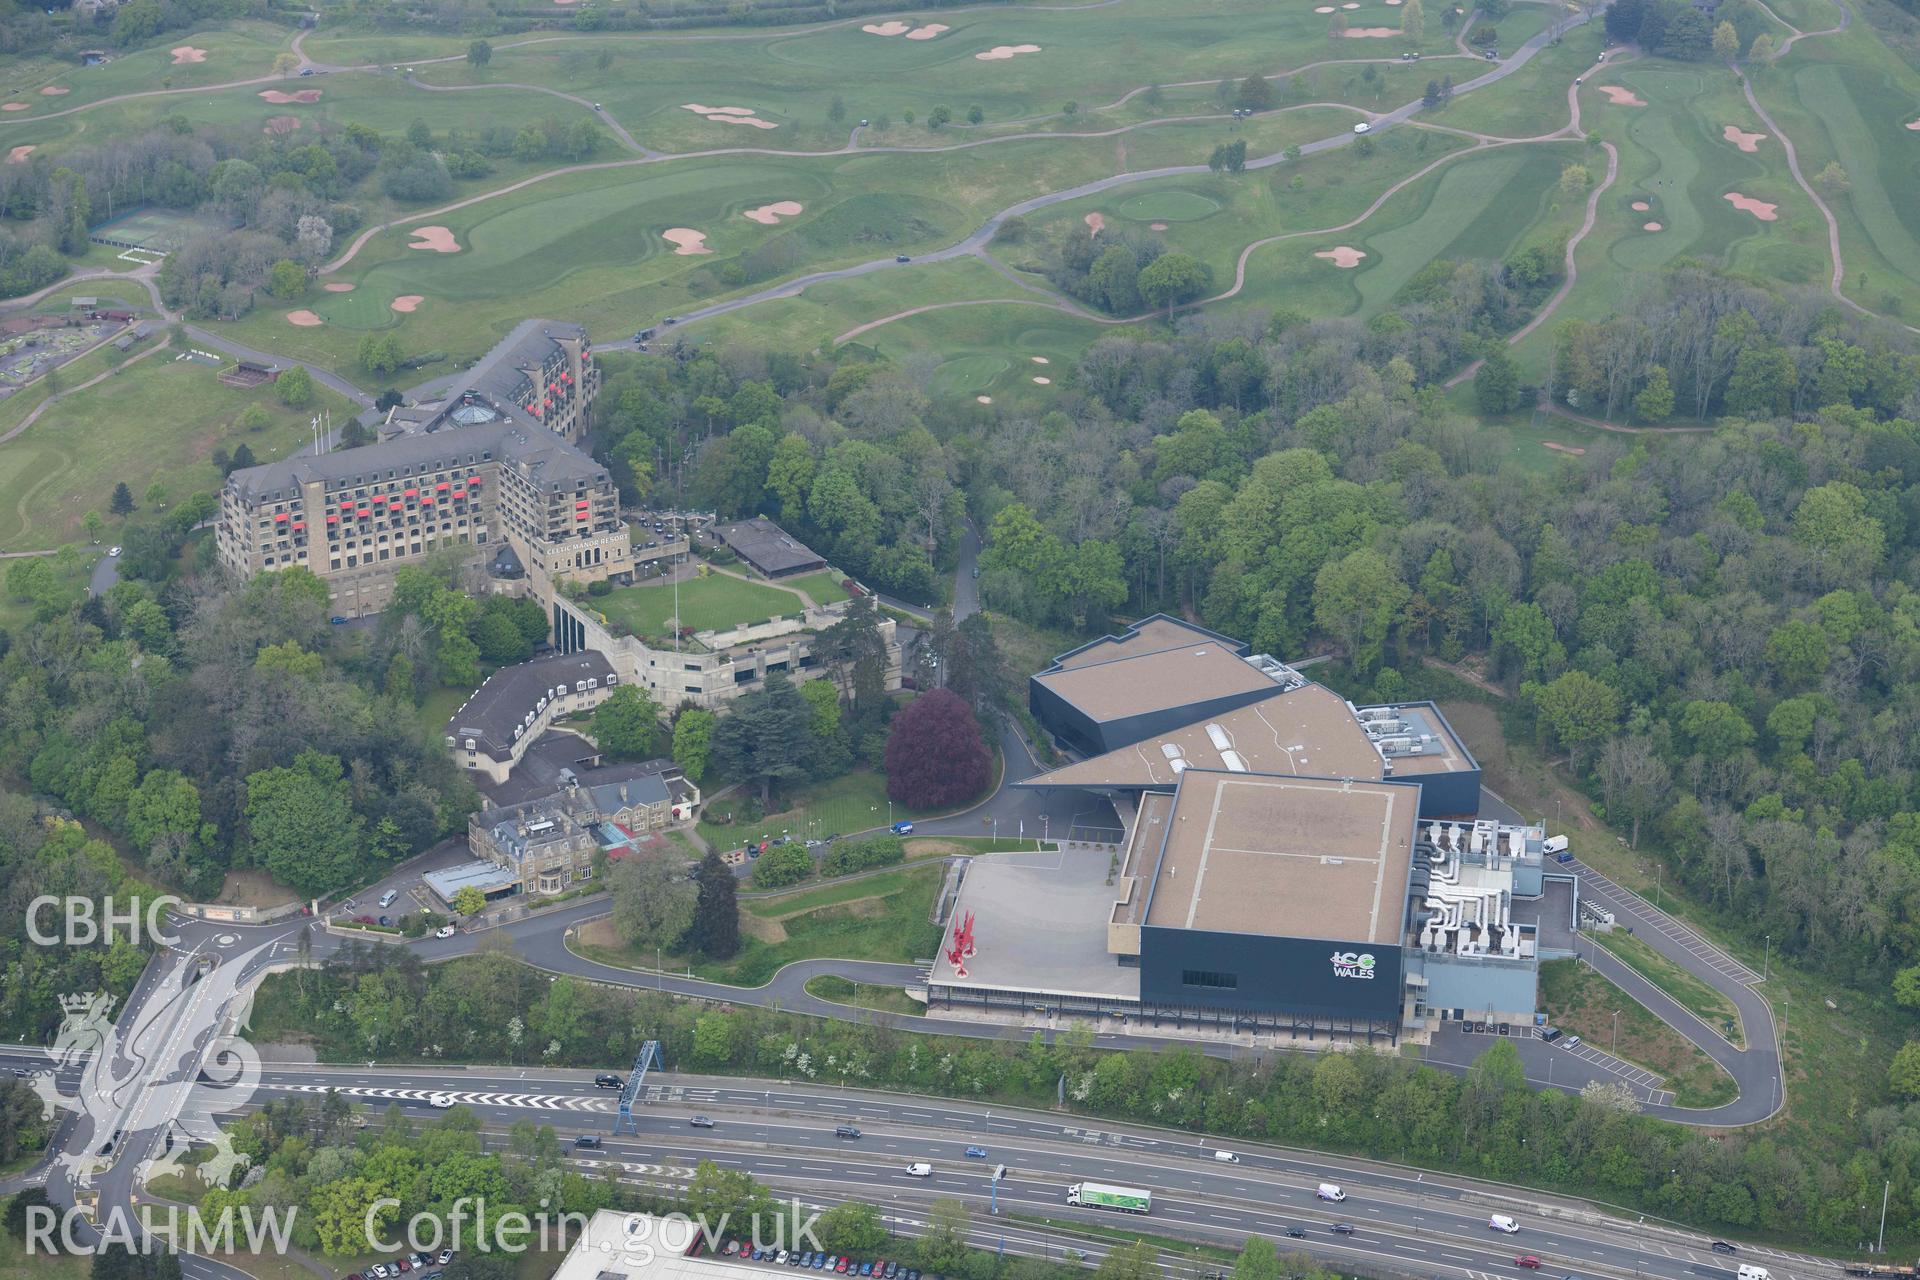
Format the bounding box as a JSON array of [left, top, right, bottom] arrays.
[[804, 974, 925, 1015], [1539, 958, 1737, 1108], [1593, 929, 1745, 1049]]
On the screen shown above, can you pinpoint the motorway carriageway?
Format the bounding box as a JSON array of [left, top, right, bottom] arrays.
[[194, 1067, 1837, 1280]]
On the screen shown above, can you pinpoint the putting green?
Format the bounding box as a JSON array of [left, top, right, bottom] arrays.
[[1117, 190, 1221, 222], [311, 289, 402, 331], [930, 354, 1009, 395]]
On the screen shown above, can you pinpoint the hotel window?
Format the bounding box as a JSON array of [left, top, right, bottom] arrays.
[[1182, 970, 1238, 990]]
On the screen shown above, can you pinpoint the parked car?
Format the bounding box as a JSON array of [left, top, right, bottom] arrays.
[[108, 546, 122, 557], [379, 889, 399, 908], [1352, 122, 1370, 134], [723, 1242, 740, 1256], [813, 1255, 827, 1269], [690, 1114, 716, 1128], [1516, 1258, 1542, 1269], [434, 925, 456, 939], [891, 821, 914, 834], [438, 1250, 454, 1265], [1540, 1027, 1563, 1043], [1563, 1035, 1582, 1048], [595, 1074, 625, 1088], [776, 1251, 790, 1265]]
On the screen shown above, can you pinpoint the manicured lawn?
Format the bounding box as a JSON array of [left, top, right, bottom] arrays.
[[699, 769, 899, 848], [1540, 958, 1736, 1108], [744, 864, 931, 916], [787, 569, 850, 605], [594, 570, 808, 640], [1594, 928, 1745, 1048], [417, 684, 474, 737], [0, 347, 358, 553]]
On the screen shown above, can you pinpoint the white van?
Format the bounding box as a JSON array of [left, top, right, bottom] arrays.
[[379, 889, 399, 908], [1213, 1151, 1241, 1164], [1737, 1267, 1771, 1280], [1489, 1215, 1520, 1234], [905, 1163, 933, 1177], [1316, 1183, 1345, 1202]]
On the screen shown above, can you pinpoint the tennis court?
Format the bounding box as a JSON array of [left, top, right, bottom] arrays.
[[90, 207, 231, 253]]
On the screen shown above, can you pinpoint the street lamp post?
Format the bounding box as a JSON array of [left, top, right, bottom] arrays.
[[1764, 934, 1771, 981], [1879, 1179, 1892, 1254], [1612, 1009, 1620, 1058]]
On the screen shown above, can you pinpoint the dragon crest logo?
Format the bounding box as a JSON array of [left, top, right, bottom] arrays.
[[34, 940, 272, 1191]]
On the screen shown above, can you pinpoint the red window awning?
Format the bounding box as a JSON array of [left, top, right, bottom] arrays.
[[436, 482, 449, 490], [292, 522, 305, 531], [356, 509, 371, 518], [326, 515, 338, 524], [274, 513, 288, 521]]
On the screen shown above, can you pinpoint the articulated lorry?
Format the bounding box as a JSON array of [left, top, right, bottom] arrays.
[[1066, 1183, 1151, 1214]]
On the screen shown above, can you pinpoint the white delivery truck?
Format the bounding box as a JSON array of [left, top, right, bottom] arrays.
[[1737, 1267, 1771, 1280], [905, 1163, 933, 1177], [1317, 1183, 1346, 1202], [1489, 1215, 1521, 1233]]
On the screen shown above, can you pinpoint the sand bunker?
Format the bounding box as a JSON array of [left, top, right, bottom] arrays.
[[170, 46, 208, 64], [6, 146, 35, 164], [263, 116, 301, 135], [1724, 192, 1778, 221], [1315, 6, 1336, 11], [862, 20, 911, 34], [1031, 356, 1050, 365], [1631, 201, 1649, 212], [1723, 125, 1767, 151], [1643, 222, 1663, 231], [259, 89, 322, 104], [1598, 86, 1646, 106], [1032, 376, 1051, 385], [742, 200, 804, 225], [390, 295, 424, 313], [39, 86, 68, 96], [1341, 28, 1402, 36], [323, 282, 354, 292], [0, 104, 28, 112], [906, 23, 949, 38], [1908, 120, 1920, 131], [1315, 246, 1368, 267], [975, 44, 1042, 60], [681, 103, 778, 130], [976, 396, 993, 404], [1150, 222, 1169, 230], [1084, 212, 1105, 238], [663, 227, 712, 255], [408, 226, 461, 253], [286, 310, 323, 327], [1543, 441, 1587, 455]]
